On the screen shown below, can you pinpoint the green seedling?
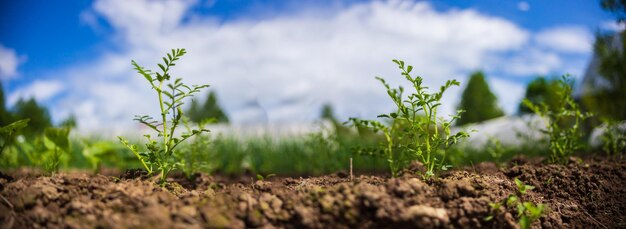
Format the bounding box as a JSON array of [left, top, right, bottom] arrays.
[[42, 127, 71, 174], [118, 48, 210, 185], [486, 178, 546, 229], [256, 173, 276, 181], [350, 60, 469, 178], [514, 177, 534, 194], [522, 75, 593, 163]]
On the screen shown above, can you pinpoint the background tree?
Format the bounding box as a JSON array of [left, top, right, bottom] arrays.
[[456, 71, 504, 125], [518, 77, 561, 115], [580, 0, 626, 121], [601, 0, 626, 22], [320, 103, 338, 123], [187, 91, 229, 124], [0, 82, 13, 126], [12, 97, 52, 137]]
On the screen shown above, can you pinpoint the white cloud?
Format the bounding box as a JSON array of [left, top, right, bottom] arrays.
[[517, 1, 530, 12], [0, 44, 24, 79], [601, 20, 626, 32], [7, 80, 64, 105], [535, 26, 593, 53], [495, 48, 563, 76], [489, 77, 526, 114], [10, 0, 593, 134]]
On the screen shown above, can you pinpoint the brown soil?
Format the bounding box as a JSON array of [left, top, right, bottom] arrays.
[[0, 156, 624, 229]]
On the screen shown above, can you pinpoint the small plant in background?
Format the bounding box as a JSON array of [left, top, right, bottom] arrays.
[[350, 60, 469, 178], [82, 141, 119, 174], [41, 127, 71, 174], [522, 75, 593, 163], [485, 137, 505, 162], [600, 119, 626, 155], [17, 127, 72, 174], [175, 117, 214, 179], [118, 48, 210, 185], [486, 178, 546, 229]]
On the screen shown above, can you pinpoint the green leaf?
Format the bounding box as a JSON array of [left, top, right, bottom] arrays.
[[44, 127, 70, 152], [519, 216, 530, 229], [0, 119, 30, 134], [506, 195, 518, 206], [158, 63, 166, 72]]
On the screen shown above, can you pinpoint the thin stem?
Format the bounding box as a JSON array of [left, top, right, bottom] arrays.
[[157, 81, 169, 156]]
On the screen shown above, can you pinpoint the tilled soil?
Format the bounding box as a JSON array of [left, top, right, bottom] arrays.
[[0, 156, 624, 229]]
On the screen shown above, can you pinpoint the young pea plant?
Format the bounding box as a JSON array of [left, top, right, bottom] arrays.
[[486, 178, 546, 229], [350, 60, 469, 178], [523, 75, 593, 163], [118, 48, 210, 185]]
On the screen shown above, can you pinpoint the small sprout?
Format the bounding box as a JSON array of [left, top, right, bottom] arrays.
[[486, 178, 546, 228], [256, 173, 276, 181], [514, 178, 534, 194]]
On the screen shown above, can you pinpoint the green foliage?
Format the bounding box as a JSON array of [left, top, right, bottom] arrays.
[[0, 81, 54, 141], [0, 119, 29, 156], [82, 141, 119, 173], [486, 178, 546, 229], [522, 76, 593, 163], [601, 0, 626, 22], [0, 81, 12, 125], [601, 119, 626, 155], [518, 77, 561, 115], [187, 91, 229, 124], [456, 71, 504, 126], [350, 60, 469, 178], [60, 114, 78, 129], [118, 48, 210, 184], [8, 127, 72, 174]]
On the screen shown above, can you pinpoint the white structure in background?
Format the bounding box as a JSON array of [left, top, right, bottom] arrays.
[[103, 120, 336, 141], [589, 121, 626, 147], [205, 121, 335, 139], [452, 115, 545, 149]]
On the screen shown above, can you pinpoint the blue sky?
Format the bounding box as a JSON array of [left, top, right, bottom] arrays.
[[0, 0, 619, 133]]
